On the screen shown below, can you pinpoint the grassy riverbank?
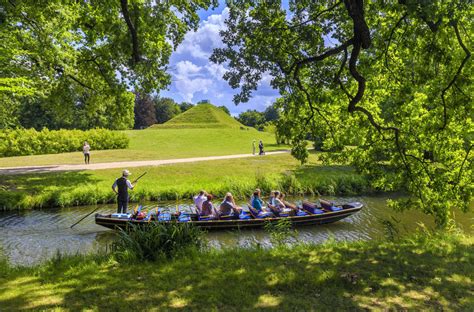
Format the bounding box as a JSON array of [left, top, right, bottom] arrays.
[[0, 153, 370, 209], [0, 232, 472, 310]]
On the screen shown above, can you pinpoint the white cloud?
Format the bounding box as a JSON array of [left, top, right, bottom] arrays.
[[206, 63, 227, 80], [162, 6, 280, 113], [171, 60, 212, 102], [176, 8, 229, 60], [175, 78, 212, 102], [175, 60, 202, 77]]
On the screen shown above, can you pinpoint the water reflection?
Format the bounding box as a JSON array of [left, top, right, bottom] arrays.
[[0, 195, 472, 266]]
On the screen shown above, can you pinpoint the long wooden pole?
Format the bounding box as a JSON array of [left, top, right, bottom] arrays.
[[69, 199, 112, 229]]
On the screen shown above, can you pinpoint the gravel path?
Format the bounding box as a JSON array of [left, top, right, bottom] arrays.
[[0, 150, 290, 175]]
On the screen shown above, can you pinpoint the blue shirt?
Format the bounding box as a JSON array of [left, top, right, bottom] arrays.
[[252, 197, 264, 211]]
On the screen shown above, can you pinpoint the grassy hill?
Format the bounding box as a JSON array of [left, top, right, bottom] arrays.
[[150, 104, 246, 129]]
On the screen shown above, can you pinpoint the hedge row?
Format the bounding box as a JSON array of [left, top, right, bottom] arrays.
[[0, 128, 129, 157]]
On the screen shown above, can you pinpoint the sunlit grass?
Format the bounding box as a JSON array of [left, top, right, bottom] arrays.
[[0, 128, 283, 167], [0, 232, 472, 311], [0, 153, 370, 209]]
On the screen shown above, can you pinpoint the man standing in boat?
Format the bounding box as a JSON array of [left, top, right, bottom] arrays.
[[112, 169, 135, 214]]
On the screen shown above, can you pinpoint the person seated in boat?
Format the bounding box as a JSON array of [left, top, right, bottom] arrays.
[[279, 193, 298, 213], [193, 190, 207, 214], [268, 191, 294, 216], [273, 191, 286, 210], [251, 189, 270, 212], [250, 188, 260, 203], [267, 190, 277, 209], [218, 192, 242, 217], [201, 194, 218, 218], [248, 190, 274, 218]]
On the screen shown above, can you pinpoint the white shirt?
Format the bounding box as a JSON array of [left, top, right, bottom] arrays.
[[83, 144, 91, 154], [194, 195, 207, 210]]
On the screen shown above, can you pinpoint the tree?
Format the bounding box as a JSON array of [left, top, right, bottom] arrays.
[[134, 93, 157, 129], [264, 104, 280, 122], [179, 102, 194, 113], [0, 0, 215, 129], [154, 97, 181, 124], [237, 110, 265, 129], [218, 105, 231, 115], [212, 1, 473, 226]]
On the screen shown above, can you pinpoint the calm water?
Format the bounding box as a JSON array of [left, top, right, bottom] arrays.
[[0, 195, 472, 266]]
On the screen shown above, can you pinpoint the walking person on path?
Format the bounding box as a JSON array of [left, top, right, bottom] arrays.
[[258, 140, 265, 155], [252, 140, 256, 155], [83, 141, 91, 164], [112, 170, 135, 213]]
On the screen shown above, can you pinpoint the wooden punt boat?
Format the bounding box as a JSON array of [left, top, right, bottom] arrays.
[[95, 201, 363, 231]]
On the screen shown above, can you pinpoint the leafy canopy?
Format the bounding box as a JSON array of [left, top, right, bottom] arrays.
[[212, 0, 473, 226], [0, 0, 216, 129]]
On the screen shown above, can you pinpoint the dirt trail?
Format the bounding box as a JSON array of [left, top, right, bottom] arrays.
[[0, 151, 290, 175]]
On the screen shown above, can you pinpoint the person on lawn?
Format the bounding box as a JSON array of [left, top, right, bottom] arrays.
[[83, 141, 91, 164], [258, 140, 265, 155]]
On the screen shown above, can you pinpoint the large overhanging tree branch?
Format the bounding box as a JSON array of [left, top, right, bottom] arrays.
[[120, 0, 141, 64], [213, 0, 473, 226], [1, 0, 216, 126]]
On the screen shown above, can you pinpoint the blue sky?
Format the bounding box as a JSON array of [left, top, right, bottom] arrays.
[[160, 4, 280, 116]]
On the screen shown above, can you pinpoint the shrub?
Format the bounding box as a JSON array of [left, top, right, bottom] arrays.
[[264, 218, 298, 246], [111, 223, 205, 262], [0, 128, 129, 157]]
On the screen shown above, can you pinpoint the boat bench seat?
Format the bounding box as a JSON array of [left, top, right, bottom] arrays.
[[247, 205, 274, 218], [302, 201, 325, 214], [320, 200, 343, 212]]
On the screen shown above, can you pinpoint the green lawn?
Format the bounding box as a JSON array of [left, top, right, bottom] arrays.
[[1, 232, 472, 311], [0, 128, 283, 167], [0, 153, 370, 209]]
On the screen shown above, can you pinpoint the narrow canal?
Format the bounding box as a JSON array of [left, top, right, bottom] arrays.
[[1, 195, 472, 266]]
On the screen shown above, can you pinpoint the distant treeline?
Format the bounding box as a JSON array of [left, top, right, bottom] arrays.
[[235, 104, 279, 131], [0, 128, 128, 157]]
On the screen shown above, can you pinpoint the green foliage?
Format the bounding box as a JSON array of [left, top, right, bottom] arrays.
[[264, 104, 280, 122], [264, 218, 298, 246], [0, 78, 37, 129], [0, 0, 216, 130], [236, 109, 265, 129], [16, 89, 136, 130], [134, 93, 157, 129], [153, 97, 181, 124], [111, 223, 205, 262], [212, 1, 473, 227], [178, 102, 194, 112], [0, 128, 128, 157]]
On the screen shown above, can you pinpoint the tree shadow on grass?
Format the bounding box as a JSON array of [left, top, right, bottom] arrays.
[[0, 171, 102, 209], [1, 236, 472, 311]]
